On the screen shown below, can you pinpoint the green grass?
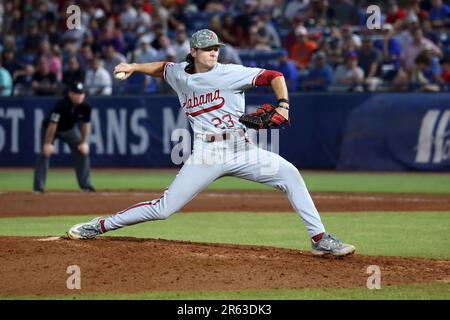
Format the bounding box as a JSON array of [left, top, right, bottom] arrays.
[[303, 172, 450, 194], [1, 212, 449, 259], [1, 212, 449, 300], [2, 169, 449, 299], [1, 169, 450, 193], [5, 283, 450, 300]]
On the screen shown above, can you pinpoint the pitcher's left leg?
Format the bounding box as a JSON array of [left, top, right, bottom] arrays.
[[227, 146, 325, 237], [270, 159, 326, 238], [228, 146, 355, 256]]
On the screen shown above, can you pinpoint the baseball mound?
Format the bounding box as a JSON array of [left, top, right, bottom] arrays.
[[1, 236, 449, 297]]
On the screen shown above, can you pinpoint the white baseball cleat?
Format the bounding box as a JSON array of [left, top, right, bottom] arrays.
[[67, 217, 104, 240], [311, 233, 356, 256]]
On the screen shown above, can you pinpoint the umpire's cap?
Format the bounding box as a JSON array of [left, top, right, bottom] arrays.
[[189, 29, 225, 49], [69, 82, 85, 94]]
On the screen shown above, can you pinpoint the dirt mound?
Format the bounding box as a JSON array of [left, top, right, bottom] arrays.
[[1, 236, 449, 297], [1, 191, 450, 217]]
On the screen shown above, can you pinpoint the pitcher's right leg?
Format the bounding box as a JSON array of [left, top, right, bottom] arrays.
[[67, 157, 224, 239], [107, 158, 224, 229]]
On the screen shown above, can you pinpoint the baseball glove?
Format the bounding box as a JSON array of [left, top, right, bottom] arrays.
[[239, 104, 289, 130]]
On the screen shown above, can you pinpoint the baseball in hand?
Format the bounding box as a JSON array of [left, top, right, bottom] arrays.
[[114, 71, 127, 80]]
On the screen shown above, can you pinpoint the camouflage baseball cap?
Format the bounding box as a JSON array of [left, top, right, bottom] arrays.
[[189, 29, 225, 49]]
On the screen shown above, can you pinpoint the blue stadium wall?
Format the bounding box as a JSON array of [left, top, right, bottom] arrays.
[[0, 93, 449, 171]]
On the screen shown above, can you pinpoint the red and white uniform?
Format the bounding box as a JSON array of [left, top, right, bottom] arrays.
[[103, 62, 325, 238], [164, 62, 263, 135]]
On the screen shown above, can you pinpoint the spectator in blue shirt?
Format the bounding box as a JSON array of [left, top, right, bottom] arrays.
[[0, 56, 13, 96], [373, 24, 402, 82], [303, 51, 333, 91], [427, 55, 443, 82], [275, 49, 298, 92], [430, 0, 450, 28], [410, 49, 441, 92]]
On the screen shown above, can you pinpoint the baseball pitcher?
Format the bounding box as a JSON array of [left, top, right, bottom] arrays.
[[68, 29, 355, 256]]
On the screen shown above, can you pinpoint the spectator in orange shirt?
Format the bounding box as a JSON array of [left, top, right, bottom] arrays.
[[289, 26, 318, 70]]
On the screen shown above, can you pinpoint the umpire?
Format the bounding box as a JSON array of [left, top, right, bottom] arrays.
[[33, 82, 95, 193]]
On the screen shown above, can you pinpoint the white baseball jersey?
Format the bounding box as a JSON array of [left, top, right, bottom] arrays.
[[100, 61, 326, 241], [163, 62, 265, 135]]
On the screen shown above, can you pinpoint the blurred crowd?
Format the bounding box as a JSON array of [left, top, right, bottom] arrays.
[[1, 0, 450, 96]]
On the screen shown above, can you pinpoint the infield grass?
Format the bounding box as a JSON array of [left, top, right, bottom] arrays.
[[4, 282, 449, 300], [0, 169, 450, 193], [1, 169, 449, 300], [0, 211, 449, 259]]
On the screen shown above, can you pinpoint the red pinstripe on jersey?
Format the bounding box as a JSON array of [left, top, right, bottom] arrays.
[[116, 196, 164, 215], [163, 62, 173, 81]]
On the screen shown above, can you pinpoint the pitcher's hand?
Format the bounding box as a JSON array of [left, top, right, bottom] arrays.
[[114, 63, 135, 80]]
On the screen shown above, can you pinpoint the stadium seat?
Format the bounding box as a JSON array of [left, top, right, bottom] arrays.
[[239, 49, 284, 69], [117, 73, 157, 95], [185, 12, 222, 31]]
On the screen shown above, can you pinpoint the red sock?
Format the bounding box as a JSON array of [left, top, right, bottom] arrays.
[[312, 232, 324, 242], [99, 219, 107, 233]]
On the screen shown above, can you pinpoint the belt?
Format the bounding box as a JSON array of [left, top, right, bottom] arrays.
[[199, 130, 246, 142]]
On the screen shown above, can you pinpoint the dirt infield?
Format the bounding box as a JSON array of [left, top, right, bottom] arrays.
[[1, 236, 449, 297], [1, 190, 450, 217], [1, 190, 449, 297]]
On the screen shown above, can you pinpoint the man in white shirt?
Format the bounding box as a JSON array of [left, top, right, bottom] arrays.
[[84, 55, 112, 95], [284, 0, 310, 21], [131, 35, 159, 63], [120, 1, 138, 30], [332, 52, 365, 92], [103, 45, 127, 79], [172, 25, 190, 63], [401, 26, 442, 73]]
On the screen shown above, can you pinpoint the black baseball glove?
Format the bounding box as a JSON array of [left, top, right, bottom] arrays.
[[239, 104, 290, 130]]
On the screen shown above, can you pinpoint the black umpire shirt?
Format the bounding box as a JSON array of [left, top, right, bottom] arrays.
[[43, 96, 92, 132]]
